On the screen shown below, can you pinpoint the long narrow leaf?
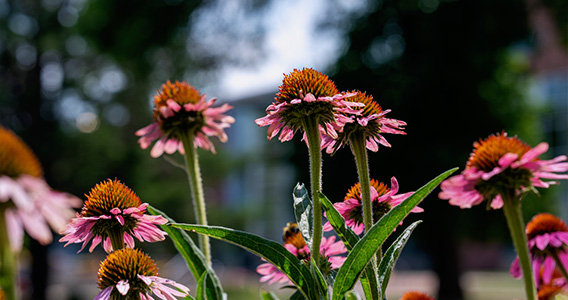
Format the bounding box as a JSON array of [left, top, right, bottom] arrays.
[[320, 193, 380, 300], [331, 168, 457, 300], [147, 206, 224, 300], [378, 220, 421, 294], [196, 272, 207, 300], [170, 223, 319, 300], [359, 264, 381, 300], [293, 183, 313, 249]]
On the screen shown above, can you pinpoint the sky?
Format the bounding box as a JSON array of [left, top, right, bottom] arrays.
[[196, 0, 367, 100]]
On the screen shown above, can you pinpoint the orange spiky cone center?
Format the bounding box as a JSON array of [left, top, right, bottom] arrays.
[[0, 126, 43, 178], [526, 213, 568, 241], [275, 68, 339, 103], [467, 132, 531, 172], [343, 91, 382, 117], [97, 248, 158, 292], [81, 179, 142, 217], [152, 80, 202, 119]]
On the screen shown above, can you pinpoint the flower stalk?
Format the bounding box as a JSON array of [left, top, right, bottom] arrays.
[[108, 230, 125, 253], [302, 117, 323, 266], [179, 130, 212, 266], [349, 132, 373, 235], [501, 193, 537, 300], [0, 207, 16, 300], [349, 131, 382, 274]]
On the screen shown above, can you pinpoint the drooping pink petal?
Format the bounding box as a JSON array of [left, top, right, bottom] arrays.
[[116, 280, 130, 295]]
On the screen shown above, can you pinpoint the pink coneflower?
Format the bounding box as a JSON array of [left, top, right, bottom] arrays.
[[399, 291, 436, 300], [321, 91, 406, 154], [323, 177, 421, 235], [0, 126, 81, 252], [439, 132, 568, 209], [59, 179, 167, 253], [510, 213, 568, 287], [94, 248, 190, 300], [254, 68, 362, 143], [256, 222, 347, 285], [136, 80, 234, 157]]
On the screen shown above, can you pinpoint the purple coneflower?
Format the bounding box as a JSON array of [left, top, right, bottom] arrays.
[[0, 126, 80, 252], [439, 132, 568, 209], [254, 68, 362, 143], [94, 248, 190, 300], [136, 80, 234, 157], [321, 91, 406, 154], [323, 177, 420, 235], [59, 179, 167, 253]]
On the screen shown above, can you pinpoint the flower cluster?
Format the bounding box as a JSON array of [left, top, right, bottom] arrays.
[[439, 131, 568, 209], [59, 178, 190, 299], [0, 126, 80, 252], [323, 177, 420, 235], [255, 68, 364, 143], [256, 222, 347, 285], [136, 80, 235, 156]]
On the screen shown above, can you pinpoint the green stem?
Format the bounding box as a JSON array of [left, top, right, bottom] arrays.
[[551, 251, 568, 283], [350, 133, 381, 287], [349, 134, 373, 235], [109, 230, 125, 252], [179, 130, 212, 266], [0, 206, 17, 300], [501, 194, 537, 300], [302, 117, 323, 266]]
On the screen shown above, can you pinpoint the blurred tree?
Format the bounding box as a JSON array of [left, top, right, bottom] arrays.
[[0, 0, 269, 298]]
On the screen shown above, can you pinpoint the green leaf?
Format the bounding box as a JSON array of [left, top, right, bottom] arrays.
[[378, 220, 421, 294], [261, 290, 282, 300], [170, 223, 319, 300], [331, 168, 457, 300], [320, 193, 380, 300], [196, 272, 207, 300], [360, 264, 381, 300], [147, 206, 224, 300], [293, 183, 313, 249]]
